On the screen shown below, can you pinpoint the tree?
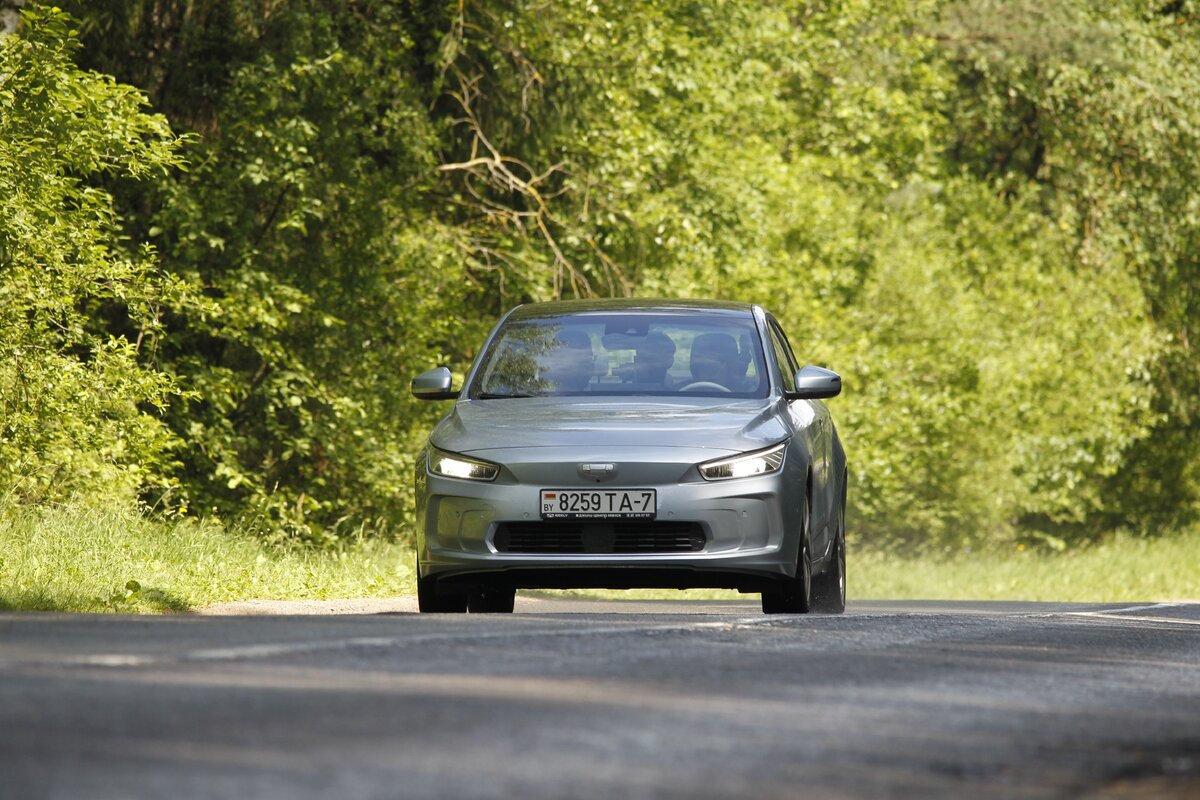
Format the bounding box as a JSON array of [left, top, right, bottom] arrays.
[[0, 7, 188, 506]]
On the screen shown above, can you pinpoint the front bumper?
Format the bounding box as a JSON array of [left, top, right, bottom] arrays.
[[416, 446, 805, 592]]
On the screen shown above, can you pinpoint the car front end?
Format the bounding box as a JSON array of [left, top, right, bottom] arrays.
[[416, 426, 807, 595]]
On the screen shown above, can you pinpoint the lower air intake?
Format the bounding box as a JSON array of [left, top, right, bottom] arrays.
[[493, 522, 706, 554]]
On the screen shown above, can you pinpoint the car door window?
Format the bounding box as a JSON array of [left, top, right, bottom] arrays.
[[766, 320, 798, 393]]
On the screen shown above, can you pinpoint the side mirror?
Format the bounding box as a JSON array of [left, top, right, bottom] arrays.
[[790, 365, 841, 399], [412, 366, 459, 400]]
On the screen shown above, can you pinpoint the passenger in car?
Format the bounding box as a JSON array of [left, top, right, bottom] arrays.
[[543, 329, 595, 392]]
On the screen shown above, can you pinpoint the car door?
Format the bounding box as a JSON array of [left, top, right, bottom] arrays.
[[766, 317, 833, 560]]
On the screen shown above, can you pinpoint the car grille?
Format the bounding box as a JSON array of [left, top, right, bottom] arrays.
[[493, 522, 706, 554]]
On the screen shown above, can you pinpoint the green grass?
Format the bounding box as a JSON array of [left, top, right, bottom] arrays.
[[1, 503, 1195, 612], [851, 532, 1200, 602], [534, 531, 1200, 604], [0, 504, 415, 612]]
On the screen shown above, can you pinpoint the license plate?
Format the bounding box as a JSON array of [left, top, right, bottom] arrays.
[[540, 489, 657, 519]]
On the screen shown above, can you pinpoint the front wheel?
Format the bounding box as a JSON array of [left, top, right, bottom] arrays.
[[762, 534, 812, 614], [812, 473, 848, 614], [416, 559, 467, 613], [810, 531, 845, 614]]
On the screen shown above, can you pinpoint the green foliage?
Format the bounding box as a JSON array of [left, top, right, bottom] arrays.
[[59, 1, 483, 541], [825, 181, 1155, 543], [0, 7, 189, 506], [6, 0, 1198, 551], [928, 0, 1200, 532]]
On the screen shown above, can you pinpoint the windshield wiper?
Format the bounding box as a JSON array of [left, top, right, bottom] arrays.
[[477, 391, 538, 399]]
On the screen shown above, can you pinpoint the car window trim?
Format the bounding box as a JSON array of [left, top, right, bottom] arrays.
[[765, 316, 799, 394]]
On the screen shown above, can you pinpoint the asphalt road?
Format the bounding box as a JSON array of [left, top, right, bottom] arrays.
[[2, 600, 1199, 800]]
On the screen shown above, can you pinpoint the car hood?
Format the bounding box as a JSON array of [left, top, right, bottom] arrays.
[[431, 397, 788, 456]]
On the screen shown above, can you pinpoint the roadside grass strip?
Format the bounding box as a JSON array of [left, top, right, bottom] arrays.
[[1, 503, 1195, 612], [535, 529, 1200, 604], [850, 532, 1199, 602], [0, 504, 414, 613]]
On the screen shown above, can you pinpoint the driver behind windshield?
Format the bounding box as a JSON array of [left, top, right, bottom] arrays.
[[613, 331, 677, 386], [688, 332, 741, 389]]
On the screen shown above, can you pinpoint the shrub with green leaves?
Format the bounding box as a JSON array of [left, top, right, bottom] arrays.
[[0, 8, 188, 507]]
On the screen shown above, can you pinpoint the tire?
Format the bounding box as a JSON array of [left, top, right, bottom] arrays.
[[812, 473, 847, 614], [416, 559, 467, 613], [811, 531, 845, 614], [762, 499, 812, 614], [467, 588, 516, 613]]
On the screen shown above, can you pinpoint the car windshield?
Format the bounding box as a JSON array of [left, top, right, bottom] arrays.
[[468, 313, 769, 399]]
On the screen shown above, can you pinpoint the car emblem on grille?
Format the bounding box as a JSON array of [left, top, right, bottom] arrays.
[[578, 462, 617, 481]]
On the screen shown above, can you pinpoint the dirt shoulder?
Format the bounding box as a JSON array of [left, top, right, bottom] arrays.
[[196, 597, 421, 615]]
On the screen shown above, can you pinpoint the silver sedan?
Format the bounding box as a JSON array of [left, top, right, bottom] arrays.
[[412, 299, 847, 614]]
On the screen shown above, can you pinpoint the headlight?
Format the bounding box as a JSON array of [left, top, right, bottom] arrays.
[[428, 446, 499, 481], [698, 442, 786, 481]]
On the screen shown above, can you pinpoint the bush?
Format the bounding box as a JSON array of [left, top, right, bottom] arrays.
[[0, 8, 188, 507]]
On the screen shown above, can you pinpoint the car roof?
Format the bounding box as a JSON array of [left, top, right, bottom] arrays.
[[506, 298, 758, 320]]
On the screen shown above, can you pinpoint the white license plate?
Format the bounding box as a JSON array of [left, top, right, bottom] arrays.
[[540, 489, 657, 519]]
